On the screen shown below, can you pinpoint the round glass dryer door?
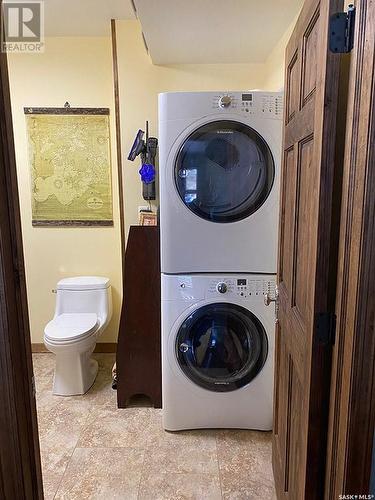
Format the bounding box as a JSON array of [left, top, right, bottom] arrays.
[[175, 120, 275, 223], [176, 303, 268, 392]]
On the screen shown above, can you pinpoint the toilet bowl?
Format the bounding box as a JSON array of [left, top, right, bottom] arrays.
[[44, 276, 112, 396]]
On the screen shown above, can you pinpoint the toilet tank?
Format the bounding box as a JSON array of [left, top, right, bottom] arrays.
[[54, 276, 112, 328]]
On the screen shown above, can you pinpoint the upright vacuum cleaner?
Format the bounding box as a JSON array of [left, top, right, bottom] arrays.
[[128, 121, 158, 201]]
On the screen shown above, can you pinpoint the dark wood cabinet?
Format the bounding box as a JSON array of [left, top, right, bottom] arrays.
[[116, 225, 161, 408]]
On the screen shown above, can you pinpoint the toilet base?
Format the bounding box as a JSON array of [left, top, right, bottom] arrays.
[[52, 346, 99, 396]]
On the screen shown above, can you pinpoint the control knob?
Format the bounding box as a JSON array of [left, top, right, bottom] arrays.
[[219, 95, 231, 108], [217, 282, 228, 294]]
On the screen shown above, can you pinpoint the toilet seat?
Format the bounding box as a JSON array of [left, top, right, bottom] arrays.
[[45, 313, 99, 343]]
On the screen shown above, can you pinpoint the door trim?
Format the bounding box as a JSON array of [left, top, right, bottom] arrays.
[[325, 0, 375, 495], [110, 19, 126, 277], [0, 6, 43, 498]]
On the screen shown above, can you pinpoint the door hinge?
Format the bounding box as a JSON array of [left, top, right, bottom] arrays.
[[315, 312, 336, 346], [329, 4, 356, 53]]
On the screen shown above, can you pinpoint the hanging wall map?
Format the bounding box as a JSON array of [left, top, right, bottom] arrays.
[[25, 107, 113, 226]]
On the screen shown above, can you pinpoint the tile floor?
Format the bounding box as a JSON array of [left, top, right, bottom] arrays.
[[33, 353, 276, 500]]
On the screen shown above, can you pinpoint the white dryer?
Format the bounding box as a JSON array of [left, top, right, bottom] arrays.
[[159, 91, 283, 274], [162, 273, 276, 431]]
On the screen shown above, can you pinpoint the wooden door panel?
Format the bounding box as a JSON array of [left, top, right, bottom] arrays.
[[279, 147, 296, 293], [273, 321, 290, 498], [284, 105, 314, 149], [301, 8, 320, 106], [293, 134, 315, 322], [286, 51, 300, 123], [273, 323, 282, 438], [273, 0, 342, 498], [287, 355, 305, 499], [274, 315, 307, 496], [278, 295, 307, 386]]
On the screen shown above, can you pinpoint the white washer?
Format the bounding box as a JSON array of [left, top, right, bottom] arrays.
[[162, 273, 276, 431], [159, 91, 283, 274]]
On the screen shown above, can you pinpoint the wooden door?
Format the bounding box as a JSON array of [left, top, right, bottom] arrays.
[[273, 0, 342, 498]]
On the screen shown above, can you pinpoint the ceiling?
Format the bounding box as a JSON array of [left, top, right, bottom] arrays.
[[40, 0, 135, 36], [7, 0, 302, 61], [134, 0, 302, 64]]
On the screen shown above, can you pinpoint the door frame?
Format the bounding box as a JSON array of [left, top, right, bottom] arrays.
[[325, 0, 375, 495], [0, 5, 43, 498]]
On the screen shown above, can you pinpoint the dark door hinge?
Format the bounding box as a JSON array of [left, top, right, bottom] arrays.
[[315, 312, 336, 346], [329, 4, 356, 53]]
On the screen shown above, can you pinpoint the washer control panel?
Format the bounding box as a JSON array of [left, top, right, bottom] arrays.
[[211, 92, 283, 119], [234, 278, 276, 299], [164, 275, 277, 301], [206, 277, 276, 299]]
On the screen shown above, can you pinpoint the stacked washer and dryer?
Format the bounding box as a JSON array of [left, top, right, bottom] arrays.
[[158, 91, 283, 431]]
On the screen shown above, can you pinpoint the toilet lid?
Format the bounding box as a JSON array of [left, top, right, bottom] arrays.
[[45, 313, 99, 342]]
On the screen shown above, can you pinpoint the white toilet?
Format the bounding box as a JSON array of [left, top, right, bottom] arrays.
[[44, 276, 112, 396]]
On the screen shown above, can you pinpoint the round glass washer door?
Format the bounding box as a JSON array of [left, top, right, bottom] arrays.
[[175, 120, 275, 223], [176, 303, 268, 392]]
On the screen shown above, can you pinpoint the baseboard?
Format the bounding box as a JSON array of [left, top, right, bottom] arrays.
[[94, 343, 117, 353], [31, 342, 117, 353], [31, 343, 48, 353]]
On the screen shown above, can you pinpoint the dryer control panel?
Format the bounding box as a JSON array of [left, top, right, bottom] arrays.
[[211, 91, 283, 119]]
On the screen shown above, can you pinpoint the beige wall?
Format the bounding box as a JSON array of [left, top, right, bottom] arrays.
[[7, 19, 296, 345], [8, 37, 122, 344], [116, 20, 268, 233], [116, 19, 298, 231], [262, 14, 301, 91]]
